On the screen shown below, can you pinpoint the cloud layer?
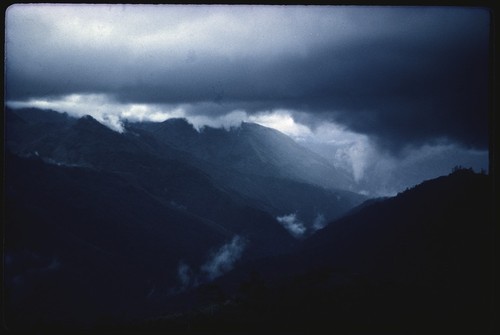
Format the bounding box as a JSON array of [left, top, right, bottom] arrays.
[[5, 4, 491, 153]]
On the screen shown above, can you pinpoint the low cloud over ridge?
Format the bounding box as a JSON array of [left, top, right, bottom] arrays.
[[5, 5, 490, 196], [5, 5, 490, 153]]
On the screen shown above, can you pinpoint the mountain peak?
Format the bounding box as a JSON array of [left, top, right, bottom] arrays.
[[71, 115, 121, 142], [161, 117, 191, 126], [78, 114, 98, 122], [75, 115, 107, 129], [240, 121, 276, 132], [239, 121, 296, 141]]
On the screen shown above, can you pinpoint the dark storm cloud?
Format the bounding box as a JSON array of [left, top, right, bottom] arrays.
[[5, 5, 490, 152]]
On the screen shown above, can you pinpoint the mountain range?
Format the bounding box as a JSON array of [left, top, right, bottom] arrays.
[[3, 107, 494, 334], [4, 107, 363, 327], [6, 107, 365, 232]]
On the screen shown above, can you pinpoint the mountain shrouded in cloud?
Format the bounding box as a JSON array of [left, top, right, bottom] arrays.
[[6, 5, 490, 157], [5, 4, 490, 195], [130, 118, 355, 191], [3, 5, 494, 331]]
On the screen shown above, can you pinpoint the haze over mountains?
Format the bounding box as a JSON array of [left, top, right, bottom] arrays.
[[4, 5, 493, 334], [4, 106, 494, 334]]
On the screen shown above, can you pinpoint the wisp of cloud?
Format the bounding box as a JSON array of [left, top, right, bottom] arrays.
[[312, 213, 327, 231], [176, 261, 193, 290], [201, 235, 246, 281], [172, 236, 246, 293], [276, 213, 306, 238]]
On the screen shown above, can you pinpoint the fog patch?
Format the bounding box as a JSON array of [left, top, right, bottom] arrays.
[[189, 110, 247, 132], [276, 213, 306, 238], [100, 113, 124, 132], [298, 121, 375, 183], [249, 110, 313, 140], [350, 142, 489, 197], [312, 213, 327, 231], [172, 235, 246, 293], [201, 235, 246, 281], [176, 261, 195, 291]]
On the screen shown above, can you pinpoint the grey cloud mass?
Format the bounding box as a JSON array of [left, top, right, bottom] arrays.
[[5, 5, 490, 153]]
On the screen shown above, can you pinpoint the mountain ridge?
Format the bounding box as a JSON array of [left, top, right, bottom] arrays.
[[6, 106, 366, 233], [130, 118, 356, 192]]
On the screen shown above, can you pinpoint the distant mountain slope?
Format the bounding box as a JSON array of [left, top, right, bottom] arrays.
[[144, 169, 494, 334], [132, 119, 355, 191], [208, 170, 364, 233], [129, 118, 365, 230]]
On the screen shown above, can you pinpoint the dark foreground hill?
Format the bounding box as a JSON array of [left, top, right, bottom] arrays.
[[126, 169, 494, 335], [3, 150, 297, 330]]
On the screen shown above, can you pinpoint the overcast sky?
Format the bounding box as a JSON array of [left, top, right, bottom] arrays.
[[5, 4, 490, 195]]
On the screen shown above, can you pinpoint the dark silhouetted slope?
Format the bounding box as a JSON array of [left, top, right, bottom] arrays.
[[138, 169, 494, 334], [4, 151, 227, 328]]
